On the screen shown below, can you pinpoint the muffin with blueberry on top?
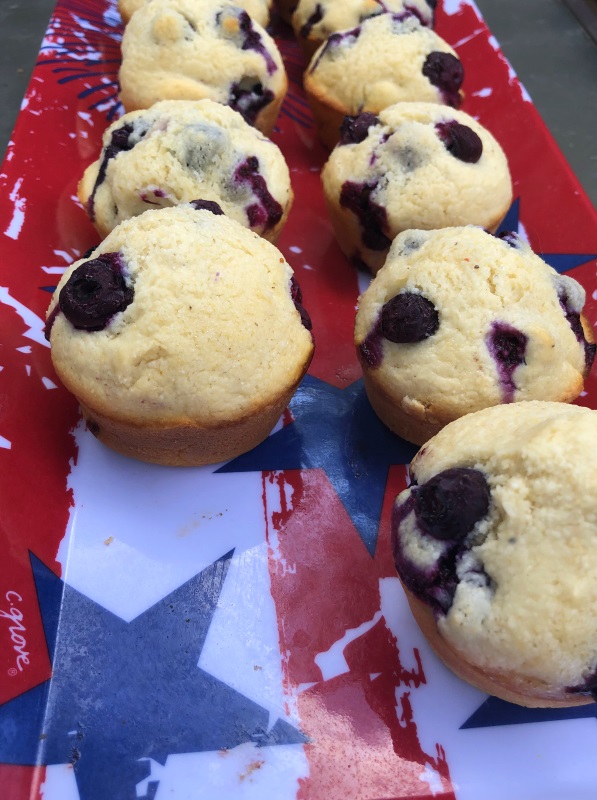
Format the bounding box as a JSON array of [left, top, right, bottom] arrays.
[[355, 226, 595, 445], [119, 0, 287, 136], [304, 15, 464, 149], [78, 99, 293, 241], [392, 400, 597, 707], [45, 205, 314, 466], [322, 102, 512, 273], [292, 0, 435, 61], [119, 0, 273, 27]]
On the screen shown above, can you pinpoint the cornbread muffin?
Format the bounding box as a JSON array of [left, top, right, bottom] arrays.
[[304, 15, 463, 149], [119, 0, 287, 136], [355, 227, 595, 445], [322, 102, 512, 273], [45, 205, 314, 466], [78, 99, 292, 241], [119, 0, 273, 27], [292, 0, 435, 61], [391, 401, 597, 707]]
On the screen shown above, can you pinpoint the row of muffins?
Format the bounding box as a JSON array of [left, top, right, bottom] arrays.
[[43, 0, 597, 711], [266, 1, 597, 710]]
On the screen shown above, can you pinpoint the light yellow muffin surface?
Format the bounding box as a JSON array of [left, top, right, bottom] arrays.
[[78, 99, 292, 241]]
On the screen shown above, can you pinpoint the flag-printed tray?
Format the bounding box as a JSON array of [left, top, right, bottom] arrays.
[[1, 1, 597, 798]]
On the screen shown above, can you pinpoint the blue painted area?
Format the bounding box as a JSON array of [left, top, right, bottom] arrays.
[[218, 375, 419, 556], [496, 198, 597, 273], [0, 553, 306, 800], [462, 695, 596, 729]]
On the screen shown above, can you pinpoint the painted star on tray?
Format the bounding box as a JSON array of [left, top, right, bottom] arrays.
[[218, 374, 419, 557], [0, 553, 306, 800], [496, 198, 597, 274]]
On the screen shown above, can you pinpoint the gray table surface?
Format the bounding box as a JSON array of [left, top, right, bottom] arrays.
[[1, 0, 596, 207]]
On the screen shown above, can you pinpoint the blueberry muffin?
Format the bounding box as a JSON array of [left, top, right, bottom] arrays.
[[45, 205, 314, 466], [119, 0, 287, 136], [355, 227, 595, 445], [392, 401, 597, 707], [304, 15, 463, 149], [292, 0, 435, 61], [78, 99, 292, 241], [119, 0, 273, 28], [322, 102, 512, 273]]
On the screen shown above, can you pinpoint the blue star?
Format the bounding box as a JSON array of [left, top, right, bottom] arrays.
[[496, 198, 597, 274], [217, 375, 418, 556], [461, 695, 597, 729], [0, 553, 306, 800]]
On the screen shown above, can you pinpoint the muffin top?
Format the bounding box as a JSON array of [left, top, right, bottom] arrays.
[[392, 401, 597, 694], [355, 226, 594, 419], [292, 0, 434, 54], [119, 0, 272, 27], [46, 206, 314, 426], [119, 0, 286, 130], [322, 103, 512, 259], [304, 15, 463, 113], [78, 99, 292, 240]]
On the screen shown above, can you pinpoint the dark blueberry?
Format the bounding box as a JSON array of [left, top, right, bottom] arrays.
[[290, 276, 312, 331], [557, 285, 596, 374], [359, 315, 384, 368], [59, 252, 133, 332], [44, 304, 60, 341], [496, 230, 521, 248], [229, 79, 274, 126], [425, 0, 437, 8], [486, 321, 527, 401], [567, 668, 597, 700], [218, 9, 276, 74], [233, 156, 283, 231], [339, 112, 380, 145], [339, 181, 391, 251], [391, 494, 460, 614], [189, 199, 224, 215], [422, 51, 464, 107], [435, 120, 482, 163], [381, 292, 439, 343], [309, 25, 361, 72], [300, 3, 323, 39], [414, 468, 491, 541], [81, 246, 98, 260], [87, 123, 146, 221]]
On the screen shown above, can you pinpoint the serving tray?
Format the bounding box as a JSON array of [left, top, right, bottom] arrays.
[[1, 1, 597, 798]]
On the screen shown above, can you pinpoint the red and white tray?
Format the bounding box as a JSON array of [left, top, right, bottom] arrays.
[[1, 1, 597, 798]]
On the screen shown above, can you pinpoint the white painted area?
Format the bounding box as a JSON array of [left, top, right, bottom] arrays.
[[138, 743, 308, 799], [379, 577, 597, 800], [5, 177, 26, 240], [314, 610, 383, 681], [518, 219, 530, 244], [42, 266, 68, 274], [302, 263, 314, 271], [288, 246, 302, 254], [16, 345, 32, 353], [452, 27, 485, 50], [42, 377, 58, 390], [0, 286, 49, 347], [472, 87, 493, 98], [0, 435, 12, 450], [420, 763, 446, 796], [40, 764, 80, 799], [56, 421, 308, 795], [199, 542, 299, 731]]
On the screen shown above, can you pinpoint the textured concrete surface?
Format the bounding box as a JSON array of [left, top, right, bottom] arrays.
[[0, 0, 595, 205]]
